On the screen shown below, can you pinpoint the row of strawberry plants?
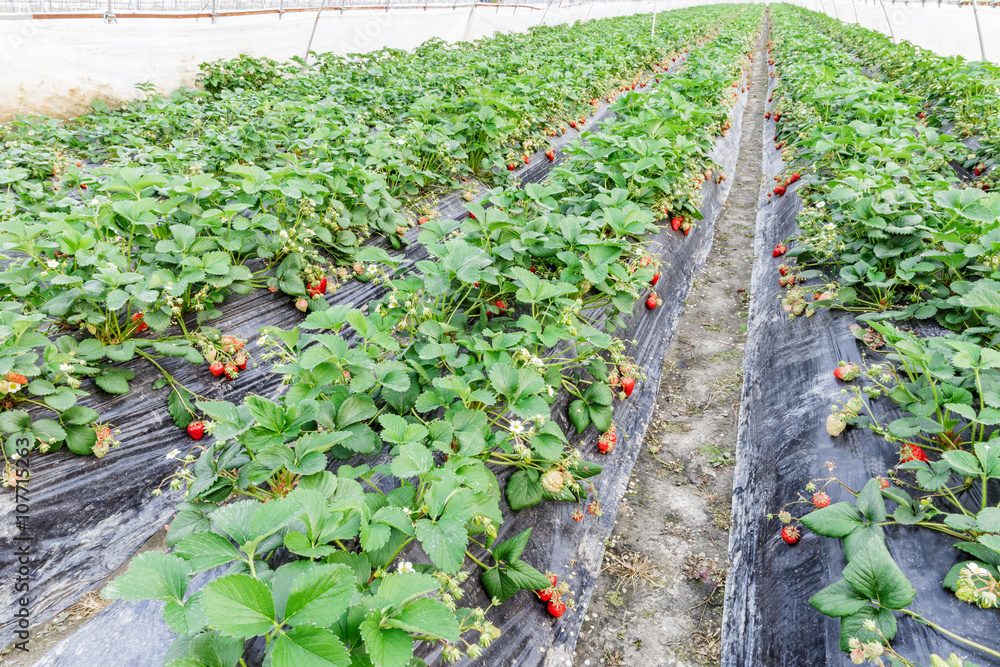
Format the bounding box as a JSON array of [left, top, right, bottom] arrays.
[[801, 7, 998, 190], [97, 9, 765, 666], [0, 6, 731, 471], [764, 6, 1000, 665]]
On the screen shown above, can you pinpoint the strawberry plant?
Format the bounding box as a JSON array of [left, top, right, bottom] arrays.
[[90, 7, 768, 664], [765, 7, 1000, 662]]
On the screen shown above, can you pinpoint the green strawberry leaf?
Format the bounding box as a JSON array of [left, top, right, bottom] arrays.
[[842, 538, 916, 610], [271, 626, 350, 667], [505, 469, 543, 511], [800, 502, 864, 538], [808, 579, 869, 618], [202, 574, 276, 639], [568, 399, 590, 434]]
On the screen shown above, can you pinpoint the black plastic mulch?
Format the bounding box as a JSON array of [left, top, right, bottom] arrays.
[[721, 66, 1000, 667], [9, 43, 754, 667]]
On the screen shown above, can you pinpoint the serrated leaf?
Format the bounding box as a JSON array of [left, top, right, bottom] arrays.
[[94, 371, 130, 394], [202, 574, 276, 638], [414, 517, 466, 574], [173, 532, 243, 572], [359, 617, 413, 667], [568, 399, 590, 434], [808, 579, 869, 618], [386, 598, 460, 642], [842, 538, 916, 610], [284, 563, 355, 627], [800, 502, 864, 538], [272, 626, 350, 667], [103, 552, 191, 603], [169, 386, 196, 429], [505, 469, 543, 511]]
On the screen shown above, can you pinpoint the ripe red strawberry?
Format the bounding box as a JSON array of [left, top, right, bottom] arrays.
[[80, 184, 88, 190], [786, 275, 796, 285], [778, 265, 788, 276], [588, 502, 602, 515], [547, 599, 566, 617], [812, 492, 830, 508], [833, 363, 860, 381], [224, 362, 238, 380], [307, 277, 327, 297], [76, 161, 83, 167], [781, 525, 800, 544], [235, 354, 247, 371], [671, 217, 682, 231], [569, 120, 577, 129], [508, 163, 516, 171], [774, 185, 786, 196], [765, 112, 771, 119], [788, 172, 801, 184], [523, 155, 530, 165], [778, 276, 788, 288], [538, 587, 554, 601], [900, 443, 928, 463], [418, 216, 428, 224], [621, 376, 635, 398], [651, 272, 660, 286], [6, 372, 28, 385], [187, 421, 205, 440], [221, 335, 243, 351], [396, 226, 406, 236], [877, 476, 890, 489], [597, 433, 614, 454], [495, 299, 506, 311], [646, 294, 660, 310], [680, 220, 691, 235], [973, 164, 985, 176], [130, 312, 148, 333], [772, 243, 786, 257], [572, 509, 583, 522], [546, 150, 555, 162], [209, 361, 224, 377]]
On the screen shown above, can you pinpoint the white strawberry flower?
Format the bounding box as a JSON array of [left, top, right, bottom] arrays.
[[396, 561, 414, 573]]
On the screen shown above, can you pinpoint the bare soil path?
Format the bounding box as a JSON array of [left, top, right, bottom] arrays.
[[573, 17, 770, 667]]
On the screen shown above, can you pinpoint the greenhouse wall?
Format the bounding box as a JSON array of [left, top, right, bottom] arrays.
[[0, 0, 722, 121], [787, 0, 1000, 62]]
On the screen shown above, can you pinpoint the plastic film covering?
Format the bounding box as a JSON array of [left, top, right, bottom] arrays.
[[721, 71, 1000, 666], [0, 0, 734, 122], [784, 0, 1000, 64], [21, 44, 755, 666]]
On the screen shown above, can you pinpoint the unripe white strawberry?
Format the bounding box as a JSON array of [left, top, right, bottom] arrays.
[[541, 470, 565, 493], [826, 413, 846, 437]]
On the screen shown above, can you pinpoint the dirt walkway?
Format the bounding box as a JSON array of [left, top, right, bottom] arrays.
[[573, 17, 769, 667]]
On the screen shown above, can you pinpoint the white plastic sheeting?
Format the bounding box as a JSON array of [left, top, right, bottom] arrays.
[[786, 0, 1000, 63], [0, 0, 718, 121]]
